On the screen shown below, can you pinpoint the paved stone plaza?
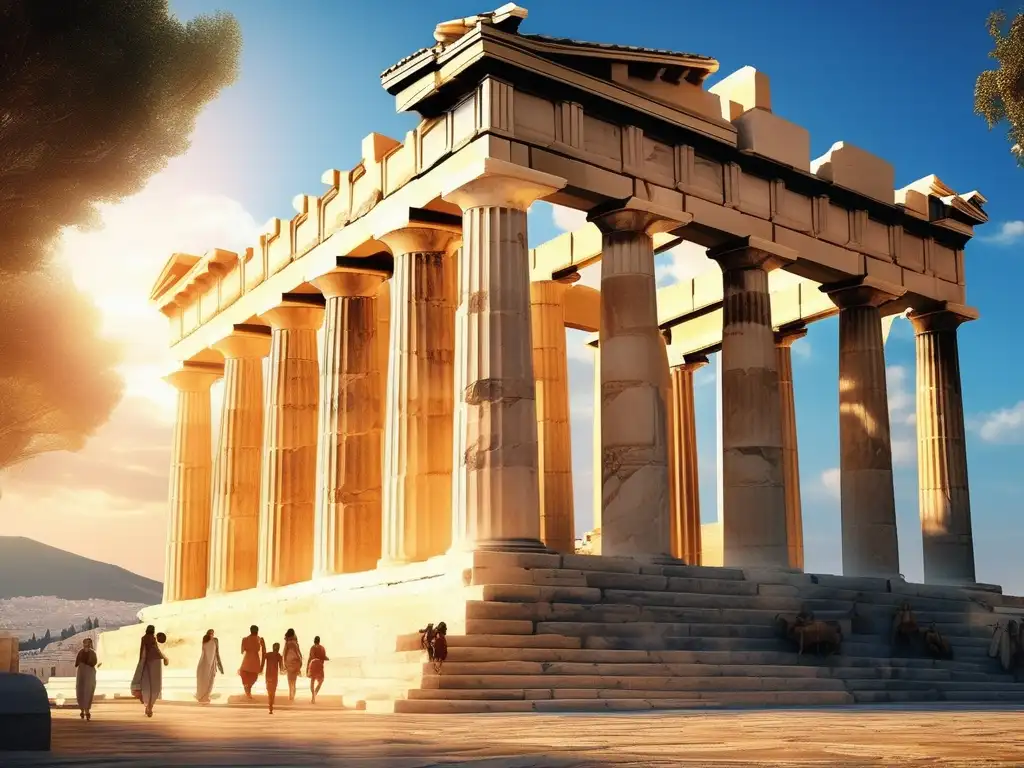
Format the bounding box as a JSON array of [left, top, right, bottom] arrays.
[[7, 704, 1024, 767]]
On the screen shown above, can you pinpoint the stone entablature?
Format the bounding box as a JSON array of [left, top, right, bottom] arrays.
[[151, 7, 985, 363]]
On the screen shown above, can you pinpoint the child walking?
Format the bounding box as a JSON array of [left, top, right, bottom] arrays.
[[262, 642, 285, 715]]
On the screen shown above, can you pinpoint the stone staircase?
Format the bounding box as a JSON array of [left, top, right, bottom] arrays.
[[382, 552, 1021, 713]]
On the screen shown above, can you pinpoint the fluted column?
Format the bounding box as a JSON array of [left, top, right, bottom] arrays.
[[376, 216, 460, 564], [207, 329, 271, 594], [442, 158, 567, 551], [707, 236, 796, 568], [590, 198, 690, 559], [775, 325, 806, 571], [257, 298, 324, 588], [822, 276, 905, 578], [668, 354, 708, 564], [591, 342, 602, 551], [312, 267, 390, 575], [163, 363, 222, 603], [910, 303, 978, 585], [530, 278, 576, 553]]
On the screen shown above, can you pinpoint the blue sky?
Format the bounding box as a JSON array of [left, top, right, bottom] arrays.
[[167, 0, 1023, 588]]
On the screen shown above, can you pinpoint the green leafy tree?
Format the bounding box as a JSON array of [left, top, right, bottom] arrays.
[[976, 10, 1024, 164], [0, 1, 242, 469]]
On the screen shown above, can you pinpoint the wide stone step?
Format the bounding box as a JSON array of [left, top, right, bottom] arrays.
[[598, 588, 802, 612], [844, 679, 1024, 692], [426, 661, 832, 679], [421, 673, 848, 692], [852, 689, 1024, 704], [395, 632, 582, 652], [434, 644, 1002, 673], [534, 620, 781, 639], [394, 689, 854, 713]]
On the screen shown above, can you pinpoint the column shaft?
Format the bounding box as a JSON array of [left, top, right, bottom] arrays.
[[592, 200, 685, 559], [452, 206, 542, 548], [314, 271, 387, 575], [257, 302, 322, 588], [380, 247, 456, 563], [591, 343, 602, 549], [709, 238, 793, 568], [775, 331, 805, 571], [530, 280, 575, 553], [208, 332, 269, 593], [836, 303, 900, 577], [668, 361, 704, 564], [912, 308, 976, 584], [164, 365, 221, 602]]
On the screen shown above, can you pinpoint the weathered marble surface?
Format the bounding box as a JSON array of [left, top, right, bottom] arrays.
[[9, 704, 1024, 767]]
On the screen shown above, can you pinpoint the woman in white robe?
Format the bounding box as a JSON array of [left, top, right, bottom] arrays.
[[130, 625, 168, 717], [74, 638, 99, 720], [195, 629, 224, 704]]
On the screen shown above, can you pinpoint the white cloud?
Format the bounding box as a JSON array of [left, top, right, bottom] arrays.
[[576, 262, 601, 290], [551, 204, 588, 233], [886, 365, 916, 466], [656, 241, 716, 286], [983, 220, 1024, 246], [792, 340, 813, 360], [975, 401, 1024, 444], [820, 467, 840, 498]]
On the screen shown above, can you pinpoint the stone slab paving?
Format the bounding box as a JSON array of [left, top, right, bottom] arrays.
[[6, 703, 1024, 767]]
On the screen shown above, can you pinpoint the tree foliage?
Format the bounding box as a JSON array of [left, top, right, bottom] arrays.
[[0, 1, 242, 470], [976, 10, 1024, 164]]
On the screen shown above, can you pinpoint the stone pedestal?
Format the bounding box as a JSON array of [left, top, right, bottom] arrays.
[[668, 355, 707, 564], [442, 158, 566, 551], [312, 268, 390, 575], [822, 277, 904, 579], [590, 198, 689, 559], [208, 329, 271, 594], [530, 278, 575, 553], [910, 303, 978, 585], [707, 236, 795, 568], [257, 299, 324, 588], [775, 326, 806, 571], [376, 218, 460, 564], [163, 363, 222, 602]]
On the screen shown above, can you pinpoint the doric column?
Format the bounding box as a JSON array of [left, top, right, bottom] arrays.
[[376, 213, 460, 564], [442, 158, 566, 552], [591, 342, 602, 551], [590, 198, 690, 559], [910, 303, 978, 585], [163, 362, 222, 602], [257, 297, 324, 588], [774, 325, 806, 571], [207, 328, 270, 594], [312, 265, 390, 575], [668, 354, 708, 564], [707, 236, 796, 568], [821, 276, 905, 578], [530, 277, 576, 553]]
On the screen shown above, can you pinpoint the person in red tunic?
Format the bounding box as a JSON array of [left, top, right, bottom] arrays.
[[305, 636, 329, 704], [262, 642, 284, 715]]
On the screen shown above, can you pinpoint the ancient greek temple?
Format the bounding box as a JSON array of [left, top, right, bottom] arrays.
[[59, 4, 1010, 713]]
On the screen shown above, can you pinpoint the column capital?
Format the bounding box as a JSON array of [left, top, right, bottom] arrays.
[[820, 275, 905, 310], [441, 157, 566, 212], [909, 302, 980, 335], [707, 235, 796, 272], [587, 197, 692, 236], [375, 208, 462, 256], [164, 362, 223, 391], [211, 326, 272, 360], [677, 353, 710, 373], [259, 295, 325, 331], [312, 267, 390, 299], [774, 322, 808, 348]]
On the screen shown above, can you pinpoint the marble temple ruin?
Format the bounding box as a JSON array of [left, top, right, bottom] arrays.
[[54, 5, 1024, 713]]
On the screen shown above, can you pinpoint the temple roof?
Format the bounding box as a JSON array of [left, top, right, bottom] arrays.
[[380, 4, 718, 88]]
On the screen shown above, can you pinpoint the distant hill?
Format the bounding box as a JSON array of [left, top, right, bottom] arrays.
[[0, 537, 162, 603]]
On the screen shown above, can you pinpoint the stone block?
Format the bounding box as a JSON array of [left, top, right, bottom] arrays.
[[471, 566, 588, 587], [0, 673, 50, 751], [584, 572, 668, 591], [481, 584, 602, 604], [666, 577, 759, 595], [561, 554, 642, 574], [464, 619, 534, 636], [709, 66, 772, 119], [811, 142, 895, 204], [734, 109, 810, 171], [758, 583, 800, 597], [0, 634, 19, 673], [472, 551, 563, 571]]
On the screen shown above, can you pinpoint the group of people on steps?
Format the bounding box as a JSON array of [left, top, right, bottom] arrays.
[[72, 624, 329, 720]]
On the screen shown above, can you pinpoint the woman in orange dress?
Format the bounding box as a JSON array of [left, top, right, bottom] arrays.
[[305, 635, 329, 704], [262, 642, 285, 715], [282, 628, 303, 702]]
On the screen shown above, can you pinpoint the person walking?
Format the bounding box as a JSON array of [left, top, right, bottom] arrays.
[[306, 636, 329, 704], [282, 628, 303, 702], [74, 637, 99, 721], [238, 625, 265, 699], [263, 642, 285, 715], [195, 629, 224, 704]]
